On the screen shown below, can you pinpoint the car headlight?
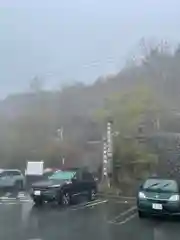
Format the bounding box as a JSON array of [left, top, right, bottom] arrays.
[[138, 192, 146, 199], [65, 180, 72, 184], [169, 194, 180, 201]]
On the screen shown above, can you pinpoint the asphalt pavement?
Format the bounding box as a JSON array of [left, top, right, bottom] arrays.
[[0, 191, 180, 240]]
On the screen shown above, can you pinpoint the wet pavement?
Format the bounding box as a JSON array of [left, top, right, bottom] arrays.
[[0, 192, 180, 240]]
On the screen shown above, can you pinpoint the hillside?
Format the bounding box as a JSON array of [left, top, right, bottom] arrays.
[[1, 43, 180, 169]]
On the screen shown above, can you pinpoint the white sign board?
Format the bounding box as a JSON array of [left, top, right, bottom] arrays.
[[26, 161, 44, 176]]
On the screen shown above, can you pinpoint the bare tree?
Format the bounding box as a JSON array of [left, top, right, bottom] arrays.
[[29, 76, 44, 93]]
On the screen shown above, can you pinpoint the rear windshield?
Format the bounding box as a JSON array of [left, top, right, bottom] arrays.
[[143, 179, 179, 192]]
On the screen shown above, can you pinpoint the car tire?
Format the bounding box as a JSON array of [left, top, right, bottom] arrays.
[[88, 189, 96, 201], [138, 211, 145, 218], [34, 198, 43, 207], [61, 192, 71, 206]]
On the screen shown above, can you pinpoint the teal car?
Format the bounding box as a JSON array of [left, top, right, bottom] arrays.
[[137, 178, 180, 218]]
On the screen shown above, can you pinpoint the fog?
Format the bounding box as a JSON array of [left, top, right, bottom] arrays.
[[0, 0, 180, 95], [0, 1, 180, 180]]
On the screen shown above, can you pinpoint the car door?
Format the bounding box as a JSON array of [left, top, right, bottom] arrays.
[[71, 170, 83, 197], [81, 171, 95, 194]]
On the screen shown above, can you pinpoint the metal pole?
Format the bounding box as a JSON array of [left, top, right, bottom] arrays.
[[106, 120, 113, 187], [101, 120, 113, 187], [156, 117, 160, 131], [57, 128, 63, 141], [102, 137, 108, 181], [62, 157, 65, 166], [57, 127, 65, 168]]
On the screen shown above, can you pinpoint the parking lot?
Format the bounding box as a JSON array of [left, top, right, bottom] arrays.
[[0, 191, 179, 240]]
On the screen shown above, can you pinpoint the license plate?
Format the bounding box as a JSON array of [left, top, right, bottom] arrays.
[[152, 203, 162, 210], [34, 190, 41, 196]]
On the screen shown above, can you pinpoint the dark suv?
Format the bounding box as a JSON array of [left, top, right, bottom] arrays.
[[31, 169, 97, 206]]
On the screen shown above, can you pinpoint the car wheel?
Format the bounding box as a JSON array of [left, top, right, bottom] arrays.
[[34, 198, 43, 207], [138, 211, 145, 218], [88, 189, 96, 201], [61, 192, 71, 206]]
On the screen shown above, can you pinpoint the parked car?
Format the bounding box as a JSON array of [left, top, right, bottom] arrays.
[[137, 177, 180, 218], [0, 169, 25, 191], [30, 168, 97, 206]]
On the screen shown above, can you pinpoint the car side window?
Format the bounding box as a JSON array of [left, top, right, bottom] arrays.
[[9, 171, 21, 176], [5, 171, 12, 177], [15, 171, 21, 176]]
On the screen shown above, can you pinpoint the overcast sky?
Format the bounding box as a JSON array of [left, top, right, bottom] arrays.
[[0, 0, 180, 96]]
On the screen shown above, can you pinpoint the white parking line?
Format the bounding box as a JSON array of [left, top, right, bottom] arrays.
[[0, 197, 32, 205], [20, 199, 33, 202], [0, 196, 16, 200], [98, 194, 136, 200], [108, 205, 137, 224], [71, 199, 108, 211], [85, 199, 108, 207], [111, 212, 138, 226], [107, 205, 137, 225], [110, 200, 131, 204], [5, 202, 18, 205], [68, 198, 102, 209]]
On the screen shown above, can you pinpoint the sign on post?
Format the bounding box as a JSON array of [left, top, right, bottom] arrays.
[[25, 161, 44, 176]]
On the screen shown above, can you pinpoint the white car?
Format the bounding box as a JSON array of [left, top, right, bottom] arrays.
[[0, 169, 25, 190]]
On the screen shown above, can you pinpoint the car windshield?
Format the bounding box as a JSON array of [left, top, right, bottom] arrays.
[[143, 179, 179, 193], [49, 171, 76, 180]]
